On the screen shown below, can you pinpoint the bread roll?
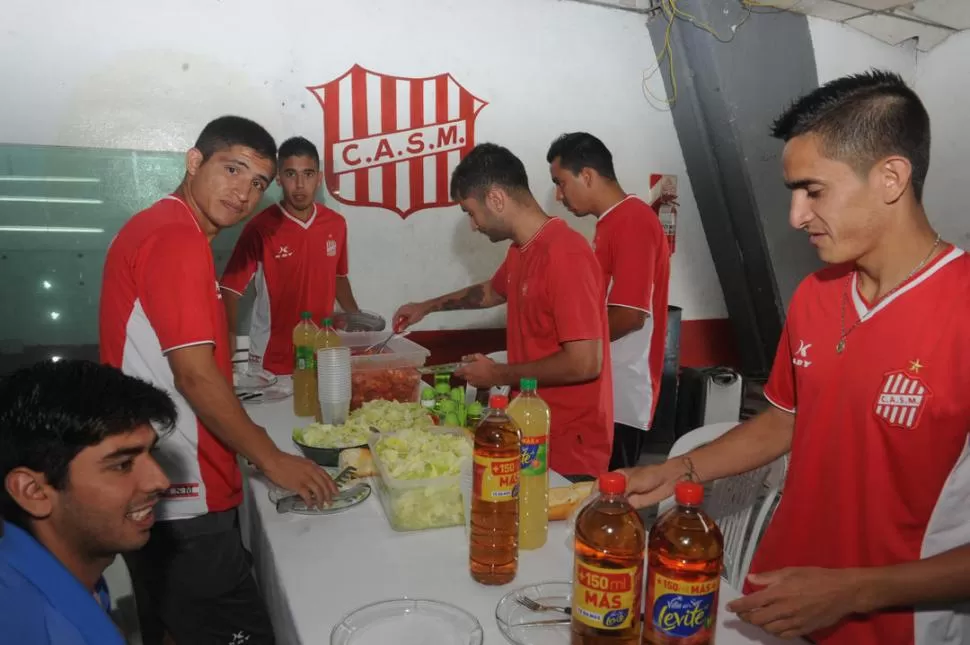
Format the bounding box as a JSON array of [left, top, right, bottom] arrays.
[[338, 447, 377, 478], [548, 481, 595, 521]]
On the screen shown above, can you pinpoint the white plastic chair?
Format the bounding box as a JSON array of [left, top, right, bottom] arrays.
[[657, 422, 787, 589]]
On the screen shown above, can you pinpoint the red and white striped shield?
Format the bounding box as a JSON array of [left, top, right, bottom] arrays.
[[874, 370, 931, 429], [307, 65, 488, 219]]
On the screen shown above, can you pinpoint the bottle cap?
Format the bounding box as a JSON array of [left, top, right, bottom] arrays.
[[488, 394, 509, 410], [520, 377, 537, 391], [322, 317, 333, 326], [675, 481, 704, 506], [301, 311, 312, 320], [598, 472, 626, 495]]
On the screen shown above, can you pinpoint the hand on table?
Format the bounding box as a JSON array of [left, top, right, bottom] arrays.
[[455, 353, 502, 388], [262, 450, 338, 508], [727, 567, 862, 639], [391, 302, 429, 332]]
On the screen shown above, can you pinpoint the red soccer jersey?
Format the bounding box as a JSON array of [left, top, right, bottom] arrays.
[[594, 196, 671, 430], [99, 195, 241, 520], [749, 245, 970, 645], [220, 203, 349, 375], [491, 218, 614, 477]]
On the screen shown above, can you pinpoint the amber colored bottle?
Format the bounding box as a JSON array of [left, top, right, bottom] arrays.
[[469, 394, 521, 585], [642, 482, 723, 645], [572, 472, 646, 645]]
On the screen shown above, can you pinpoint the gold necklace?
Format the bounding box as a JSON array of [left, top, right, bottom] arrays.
[[836, 234, 941, 354]]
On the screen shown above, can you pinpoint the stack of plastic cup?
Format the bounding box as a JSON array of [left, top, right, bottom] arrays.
[[316, 346, 351, 425]]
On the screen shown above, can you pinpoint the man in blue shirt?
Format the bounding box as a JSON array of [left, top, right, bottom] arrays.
[[0, 359, 175, 645]]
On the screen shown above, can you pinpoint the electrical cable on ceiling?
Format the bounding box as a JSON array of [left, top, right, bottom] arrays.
[[642, 0, 786, 110]]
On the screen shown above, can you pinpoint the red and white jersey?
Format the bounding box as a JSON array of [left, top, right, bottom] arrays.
[[491, 218, 614, 477], [593, 196, 671, 430], [220, 203, 349, 375], [99, 195, 241, 521], [749, 245, 970, 645]]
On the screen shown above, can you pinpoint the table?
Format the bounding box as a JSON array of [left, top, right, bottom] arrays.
[[241, 398, 796, 645]]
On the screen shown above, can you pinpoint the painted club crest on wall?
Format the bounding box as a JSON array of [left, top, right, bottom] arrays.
[[308, 65, 488, 219]]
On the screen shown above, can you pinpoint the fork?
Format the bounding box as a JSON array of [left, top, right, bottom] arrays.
[[516, 596, 571, 615], [275, 465, 357, 513]]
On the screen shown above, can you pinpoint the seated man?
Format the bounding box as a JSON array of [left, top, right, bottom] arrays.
[[0, 359, 175, 645]]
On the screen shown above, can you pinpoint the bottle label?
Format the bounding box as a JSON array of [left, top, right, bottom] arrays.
[[573, 561, 641, 630], [520, 434, 548, 476], [294, 345, 316, 371], [473, 454, 519, 502], [646, 572, 719, 639]]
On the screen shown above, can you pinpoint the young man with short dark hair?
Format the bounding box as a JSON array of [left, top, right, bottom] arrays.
[[394, 143, 614, 478], [100, 117, 337, 645], [623, 70, 970, 645], [221, 136, 360, 374], [0, 360, 175, 645], [547, 132, 671, 470]]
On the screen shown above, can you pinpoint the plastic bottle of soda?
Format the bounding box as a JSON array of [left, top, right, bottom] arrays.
[[572, 472, 646, 645], [642, 482, 723, 645], [292, 312, 318, 416], [469, 394, 520, 585], [508, 378, 550, 550]]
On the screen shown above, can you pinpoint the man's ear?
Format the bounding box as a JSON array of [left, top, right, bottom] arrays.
[[5, 468, 54, 521], [185, 148, 204, 178]]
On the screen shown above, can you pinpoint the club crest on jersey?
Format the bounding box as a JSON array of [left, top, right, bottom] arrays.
[[326, 238, 337, 257], [874, 369, 931, 429]]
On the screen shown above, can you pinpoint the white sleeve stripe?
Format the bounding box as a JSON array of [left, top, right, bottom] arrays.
[[606, 302, 651, 316], [161, 340, 216, 354], [764, 391, 796, 415], [219, 285, 245, 296]]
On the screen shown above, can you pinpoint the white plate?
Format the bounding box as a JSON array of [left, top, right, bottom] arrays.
[[331, 598, 483, 645], [496, 581, 572, 645], [234, 369, 278, 392]]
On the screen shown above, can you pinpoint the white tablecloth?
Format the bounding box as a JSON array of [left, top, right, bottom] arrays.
[[240, 398, 795, 645]]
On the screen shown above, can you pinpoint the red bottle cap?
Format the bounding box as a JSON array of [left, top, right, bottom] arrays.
[[675, 481, 704, 506], [598, 472, 627, 495], [488, 394, 509, 410]]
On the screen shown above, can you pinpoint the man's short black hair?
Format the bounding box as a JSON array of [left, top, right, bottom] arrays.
[[450, 143, 532, 202], [279, 136, 320, 167], [0, 360, 177, 529], [546, 132, 618, 182], [194, 116, 278, 165], [772, 69, 931, 202]]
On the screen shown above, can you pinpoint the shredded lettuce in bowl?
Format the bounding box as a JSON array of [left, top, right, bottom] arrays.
[[294, 400, 434, 449], [384, 484, 464, 530], [374, 427, 472, 480]]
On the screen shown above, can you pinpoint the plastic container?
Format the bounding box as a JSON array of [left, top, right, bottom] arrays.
[[571, 472, 646, 645], [337, 331, 431, 410], [368, 427, 471, 532], [643, 481, 723, 645]]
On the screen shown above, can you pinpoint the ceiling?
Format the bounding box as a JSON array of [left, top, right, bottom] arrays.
[[771, 0, 969, 50]]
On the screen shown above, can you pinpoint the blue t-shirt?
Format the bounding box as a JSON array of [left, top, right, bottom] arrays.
[[0, 521, 125, 645]]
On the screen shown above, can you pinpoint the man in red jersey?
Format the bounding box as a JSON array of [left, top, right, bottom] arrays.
[[394, 143, 614, 479], [546, 132, 671, 470], [621, 70, 970, 645], [100, 116, 336, 645], [221, 136, 361, 374]]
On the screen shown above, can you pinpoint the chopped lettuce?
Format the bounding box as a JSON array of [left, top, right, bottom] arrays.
[[374, 427, 472, 480], [295, 400, 434, 449], [384, 483, 464, 530]]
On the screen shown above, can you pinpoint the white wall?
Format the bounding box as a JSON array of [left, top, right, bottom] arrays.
[[916, 31, 970, 249], [0, 0, 728, 330], [808, 17, 918, 85]]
